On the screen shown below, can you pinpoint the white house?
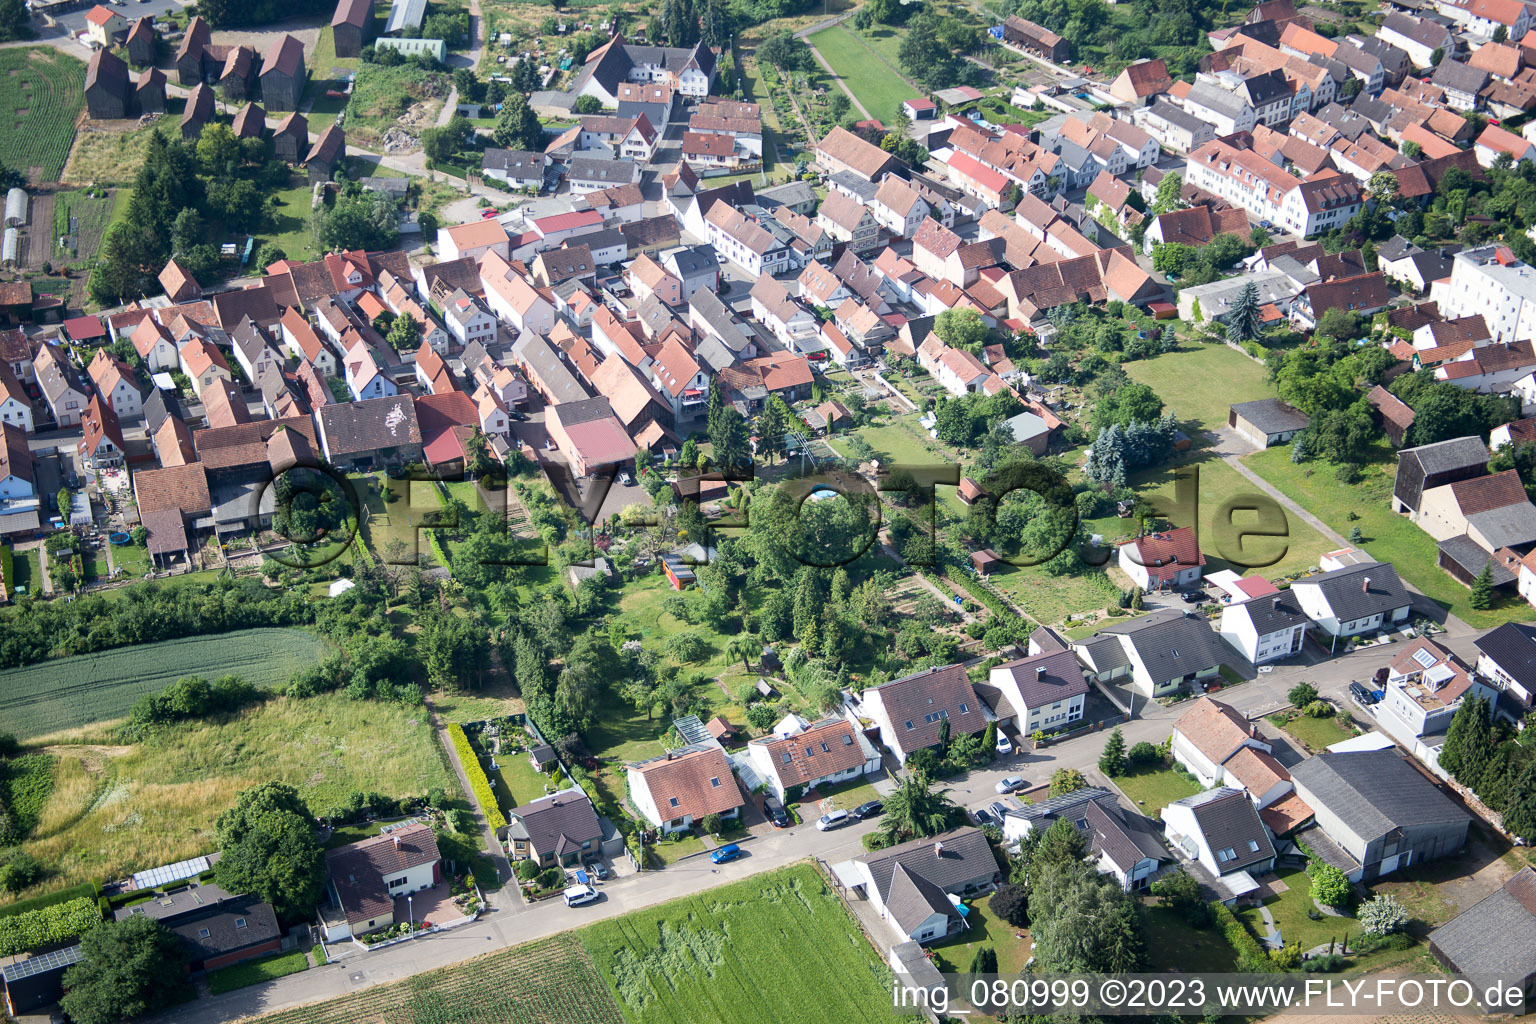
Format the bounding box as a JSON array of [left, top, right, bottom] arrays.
[[320, 823, 441, 941], [440, 288, 497, 348], [626, 745, 743, 834], [744, 716, 880, 803], [831, 828, 997, 945], [130, 318, 182, 373], [1378, 637, 1498, 742], [481, 252, 556, 336], [0, 366, 32, 433], [343, 340, 397, 402], [1289, 563, 1413, 649], [1160, 788, 1277, 902], [980, 649, 1088, 738], [1169, 696, 1295, 813], [1218, 590, 1310, 665], [1117, 526, 1205, 593]]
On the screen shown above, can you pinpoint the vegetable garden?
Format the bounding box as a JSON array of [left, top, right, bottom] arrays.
[[0, 48, 86, 183], [579, 863, 912, 1024], [0, 629, 327, 739], [252, 934, 624, 1024]]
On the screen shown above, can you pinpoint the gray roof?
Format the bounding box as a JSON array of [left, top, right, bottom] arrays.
[[828, 171, 879, 203], [1430, 867, 1536, 980], [143, 386, 185, 436], [617, 100, 670, 127], [1290, 749, 1469, 842], [482, 148, 547, 179], [1293, 820, 1361, 874], [384, 0, 426, 33], [1089, 609, 1231, 685], [1003, 410, 1049, 443], [991, 649, 1088, 708], [1231, 397, 1309, 435], [1474, 621, 1536, 688], [1401, 435, 1489, 476], [1004, 785, 1116, 830], [1231, 590, 1309, 633], [692, 334, 736, 374], [1467, 503, 1536, 549], [756, 179, 817, 210], [1085, 798, 1169, 875], [1381, 12, 1452, 48], [316, 394, 421, 457], [1173, 787, 1275, 872], [1377, 235, 1422, 262], [1077, 632, 1132, 675], [569, 156, 639, 185], [1146, 99, 1210, 134], [506, 787, 603, 858], [884, 862, 963, 934], [512, 333, 588, 405], [854, 827, 996, 906], [168, 898, 280, 960], [1185, 79, 1253, 119], [1294, 562, 1412, 622], [1433, 60, 1489, 96], [1313, 102, 1372, 141], [664, 243, 718, 279]]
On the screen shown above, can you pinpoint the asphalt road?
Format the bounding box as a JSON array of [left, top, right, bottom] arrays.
[[43, 0, 187, 41]]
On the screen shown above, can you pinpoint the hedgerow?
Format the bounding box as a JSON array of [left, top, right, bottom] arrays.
[[447, 724, 506, 831]]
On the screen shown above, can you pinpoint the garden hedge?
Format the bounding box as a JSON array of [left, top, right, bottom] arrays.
[[446, 724, 507, 831], [0, 897, 101, 956]]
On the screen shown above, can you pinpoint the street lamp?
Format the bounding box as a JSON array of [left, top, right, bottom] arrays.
[[407, 895, 414, 940]]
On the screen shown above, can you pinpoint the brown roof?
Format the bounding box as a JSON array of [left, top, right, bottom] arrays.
[[262, 33, 305, 78], [755, 719, 867, 788], [868, 664, 987, 755], [1258, 792, 1314, 835], [590, 354, 666, 429], [324, 823, 439, 925], [135, 463, 212, 514], [629, 746, 743, 822], [913, 217, 962, 260], [1222, 745, 1290, 795], [1448, 469, 1529, 514], [195, 416, 317, 470], [816, 126, 896, 179], [1124, 526, 1206, 586], [332, 0, 371, 29], [231, 102, 266, 139], [1367, 384, 1415, 433], [1173, 696, 1258, 765]]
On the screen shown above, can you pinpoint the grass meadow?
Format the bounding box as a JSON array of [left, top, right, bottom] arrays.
[[806, 25, 914, 124]]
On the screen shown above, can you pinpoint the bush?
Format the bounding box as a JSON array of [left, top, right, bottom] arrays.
[[536, 866, 564, 890], [1288, 682, 1319, 707], [990, 883, 1028, 927], [1357, 893, 1407, 936], [1214, 900, 1272, 972], [0, 851, 43, 894], [861, 832, 891, 851], [1127, 741, 1159, 767], [0, 897, 101, 956], [447, 724, 506, 831], [702, 813, 723, 835], [1310, 864, 1351, 907], [1269, 943, 1303, 969], [1304, 700, 1335, 719], [1303, 953, 1346, 972]]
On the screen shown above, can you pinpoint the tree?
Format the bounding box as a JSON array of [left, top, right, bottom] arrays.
[[878, 771, 962, 844], [1431, 46, 1445, 66], [1288, 682, 1318, 707], [757, 31, 814, 72], [1310, 863, 1351, 907], [756, 395, 791, 464], [1225, 281, 1264, 344], [60, 916, 192, 1024], [0, 0, 30, 42], [934, 307, 994, 353], [314, 183, 397, 252], [709, 404, 750, 470], [1150, 869, 1213, 927], [1098, 726, 1127, 777], [387, 311, 421, 351], [493, 92, 543, 150], [968, 946, 998, 974], [1152, 171, 1186, 214], [1348, 525, 1364, 544], [422, 114, 472, 164], [1439, 693, 1494, 785], [1402, 140, 1422, 159], [1471, 560, 1494, 610], [0, 850, 41, 893], [1494, 24, 1509, 42], [1049, 767, 1087, 797], [990, 883, 1029, 926], [195, 123, 241, 177], [1358, 893, 1408, 935], [1029, 858, 1146, 973], [215, 782, 326, 917], [574, 94, 604, 114]]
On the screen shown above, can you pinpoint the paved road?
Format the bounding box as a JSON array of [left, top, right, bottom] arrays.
[[434, 0, 485, 128]]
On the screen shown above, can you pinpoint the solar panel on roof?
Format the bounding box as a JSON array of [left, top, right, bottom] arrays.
[[2, 944, 84, 982], [131, 855, 210, 890], [1412, 648, 1437, 668]]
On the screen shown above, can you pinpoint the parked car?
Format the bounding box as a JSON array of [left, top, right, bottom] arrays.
[[509, 411, 529, 421], [996, 733, 1014, 755], [563, 884, 599, 907], [709, 843, 743, 864], [583, 858, 610, 880], [851, 800, 883, 820], [973, 808, 994, 827], [1180, 590, 1204, 603], [995, 776, 1025, 794], [816, 809, 849, 831], [1349, 682, 1373, 705], [763, 795, 790, 828]]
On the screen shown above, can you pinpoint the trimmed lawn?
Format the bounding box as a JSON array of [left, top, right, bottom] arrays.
[[931, 895, 1033, 977], [1125, 344, 1276, 437], [807, 25, 914, 124], [1245, 444, 1536, 629], [1271, 711, 1355, 753], [1089, 452, 1335, 578], [11, 548, 40, 596], [1141, 905, 1240, 972], [206, 949, 310, 994], [267, 180, 320, 263], [852, 415, 955, 470], [579, 863, 908, 1024], [1111, 764, 1202, 814], [110, 541, 150, 578], [647, 834, 706, 866], [490, 750, 550, 809], [806, 775, 881, 813], [1237, 867, 1360, 953]]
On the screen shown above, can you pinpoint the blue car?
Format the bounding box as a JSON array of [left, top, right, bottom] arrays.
[[709, 843, 742, 864]]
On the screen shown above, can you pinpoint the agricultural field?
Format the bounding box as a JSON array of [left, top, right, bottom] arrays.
[[0, 48, 86, 183], [252, 933, 624, 1024], [580, 863, 912, 1024], [62, 119, 175, 185], [50, 188, 115, 268], [806, 25, 914, 125], [11, 690, 456, 897], [0, 629, 328, 740]]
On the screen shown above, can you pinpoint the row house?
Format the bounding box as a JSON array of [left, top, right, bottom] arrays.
[[816, 190, 881, 253], [750, 276, 818, 351], [480, 251, 556, 336], [702, 203, 790, 277]]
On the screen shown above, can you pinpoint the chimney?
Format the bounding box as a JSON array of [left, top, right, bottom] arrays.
[[1036, 665, 1048, 678], [1362, 575, 1371, 593], [934, 842, 945, 858], [393, 836, 401, 849]]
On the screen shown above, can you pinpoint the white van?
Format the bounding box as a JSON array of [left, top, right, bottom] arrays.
[[816, 809, 849, 831], [563, 884, 599, 907]]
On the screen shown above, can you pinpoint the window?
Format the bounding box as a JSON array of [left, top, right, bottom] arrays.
[[669, 796, 680, 807], [1248, 840, 1260, 853], [782, 752, 792, 763], [388, 876, 408, 889], [819, 742, 829, 753], [710, 777, 721, 787], [235, 918, 247, 929], [905, 721, 915, 730], [842, 735, 853, 746]]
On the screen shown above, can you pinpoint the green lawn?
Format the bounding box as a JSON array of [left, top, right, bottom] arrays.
[[431, 679, 526, 725], [1236, 867, 1360, 954], [1245, 445, 1536, 629], [109, 541, 150, 578], [10, 548, 40, 596], [1111, 764, 1202, 814], [1085, 452, 1335, 578], [206, 949, 310, 994], [805, 775, 882, 814], [1141, 905, 1240, 972], [807, 24, 916, 124], [987, 563, 1122, 631], [931, 894, 1033, 977], [1125, 343, 1276, 438], [266, 179, 319, 263], [647, 833, 706, 866], [1271, 710, 1355, 753], [579, 863, 914, 1024], [490, 749, 551, 809]]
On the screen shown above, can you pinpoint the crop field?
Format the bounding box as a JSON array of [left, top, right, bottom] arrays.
[[0, 48, 85, 183], [0, 629, 327, 739], [579, 863, 912, 1024], [51, 189, 115, 266], [12, 691, 455, 897], [807, 25, 914, 125], [252, 934, 624, 1024], [62, 120, 172, 185]]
